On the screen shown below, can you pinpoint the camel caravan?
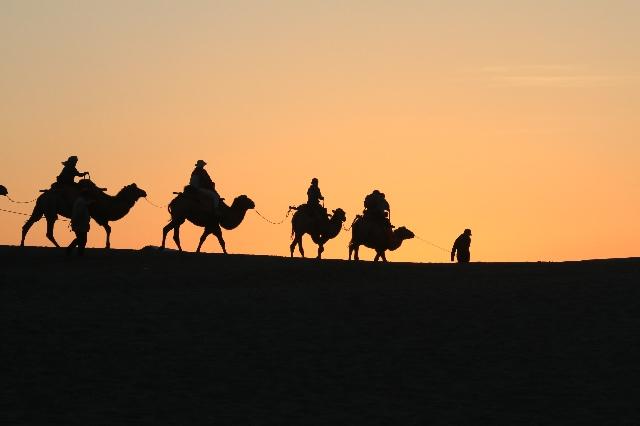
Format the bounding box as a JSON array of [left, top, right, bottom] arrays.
[[5, 157, 416, 261]]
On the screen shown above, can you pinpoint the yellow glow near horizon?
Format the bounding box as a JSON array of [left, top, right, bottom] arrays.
[[1, 1, 639, 262]]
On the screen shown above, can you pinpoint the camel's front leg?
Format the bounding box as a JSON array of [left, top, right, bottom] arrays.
[[212, 227, 227, 254], [350, 244, 360, 261], [102, 222, 112, 249], [316, 243, 324, 259]]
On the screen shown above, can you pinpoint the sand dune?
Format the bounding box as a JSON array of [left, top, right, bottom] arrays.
[[2, 246, 639, 425]]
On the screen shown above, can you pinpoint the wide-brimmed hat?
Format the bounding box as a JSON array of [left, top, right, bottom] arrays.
[[195, 160, 207, 168], [62, 155, 78, 165]]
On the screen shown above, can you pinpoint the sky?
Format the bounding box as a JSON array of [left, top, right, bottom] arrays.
[[1, 0, 639, 262]]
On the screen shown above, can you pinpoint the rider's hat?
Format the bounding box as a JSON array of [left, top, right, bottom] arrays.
[[62, 155, 78, 165], [464, 228, 472, 236], [195, 160, 207, 168]]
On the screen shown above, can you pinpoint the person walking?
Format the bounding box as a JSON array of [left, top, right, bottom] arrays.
[[67, 190, 92, 256], [451, 228, 472, 263]]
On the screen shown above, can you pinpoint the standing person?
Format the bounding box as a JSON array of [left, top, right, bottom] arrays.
[[67, 190, 92, 256], [189, 160, 220, 216], [451, 229, 472, 263]]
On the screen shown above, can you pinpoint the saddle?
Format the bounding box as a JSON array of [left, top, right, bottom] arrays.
[[177, 186, 224, 213]]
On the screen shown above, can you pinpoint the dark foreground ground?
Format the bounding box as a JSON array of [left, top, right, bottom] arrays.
[[2, 246, 640, 425]]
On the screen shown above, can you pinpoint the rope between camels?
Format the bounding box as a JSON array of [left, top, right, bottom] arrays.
[[414, 235, 450, 253], [254, 208, 291, 225], [6, 195, 38, 204], [0, 207, 31, 216], [143, 197, 169, 209]]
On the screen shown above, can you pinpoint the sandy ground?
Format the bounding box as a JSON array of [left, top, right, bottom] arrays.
[[2, 246, 640, 425]]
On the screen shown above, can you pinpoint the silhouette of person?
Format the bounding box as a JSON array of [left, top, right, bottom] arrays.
[[451, 229, 472, 263], [67, 190, 93, 256], [56, 156, 88, 186], [364, 190, 391, 224], [189, 160, 220, 216], [0, 185, 7, 196], [307, 178, 324, 212]]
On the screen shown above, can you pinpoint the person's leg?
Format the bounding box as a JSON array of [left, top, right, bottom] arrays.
[[77, 232, 87, 256]]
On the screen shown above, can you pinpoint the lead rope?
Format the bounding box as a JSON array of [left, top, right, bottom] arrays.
[[6, 195, 38, 204], [143, 197, 169, 209], [254, 208, 292, 225], [414, 235, 450, 254]]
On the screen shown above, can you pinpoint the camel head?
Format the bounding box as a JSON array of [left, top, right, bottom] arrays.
[[119, 183, 147, 200], [233, 195, 256, 211], [0, 185, 7, 196], [330, 208, 347, 223], [394, 226, 415, 241]]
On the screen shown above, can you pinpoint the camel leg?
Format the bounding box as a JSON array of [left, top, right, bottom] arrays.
[[353, 245, 360, 261], [196, 229, 211, 253], [212, 227, 227, 254], [379, 251, 388, 262], [289, 237, 296, 257], [297, 234, 305, 258], [161, 221, 174, 249], [162, 218, 183, 250], [102, 222, 112, 249], [317, 244, 324, 259], [45, 216, 60, 248], [173, 225, 183, 251], [21, 212, 43, 247]]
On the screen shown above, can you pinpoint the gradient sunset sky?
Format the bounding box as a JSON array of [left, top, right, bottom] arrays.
[[2, 0, 639, 262]]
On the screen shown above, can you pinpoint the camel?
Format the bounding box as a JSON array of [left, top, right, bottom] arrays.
[[0, 185, 7, 196], [348, 215, 415, 262], [20, 181, 147, 248], [161, 192, 255, 253], [290, 206, 347, 259]]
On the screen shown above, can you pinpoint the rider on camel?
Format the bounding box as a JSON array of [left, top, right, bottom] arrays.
[[364, 189, 393, 240], [189, 160, 220, 217], [306, 177, 326, 221], [55, 156, 89, 187]]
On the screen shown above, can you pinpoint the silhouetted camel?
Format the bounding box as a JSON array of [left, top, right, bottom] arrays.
[[290, 207, 347, 258], [20, 181, 147, 248], [161, 193, 255, 253], [348, 216, 415, 262], [88, 184, 147, 248], [0, 185, 7, 196]]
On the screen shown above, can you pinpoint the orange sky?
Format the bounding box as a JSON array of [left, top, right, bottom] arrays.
[[1, 1, 639, 262]]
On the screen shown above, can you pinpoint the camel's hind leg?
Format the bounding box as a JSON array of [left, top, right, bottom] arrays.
[[297, 233, 305, 257], [21, 211, 44, 247], [374, 251, 387, 262], [45, 216, 60, 248], [317, 243, 324, 259], [160, 219, 184, 250]]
